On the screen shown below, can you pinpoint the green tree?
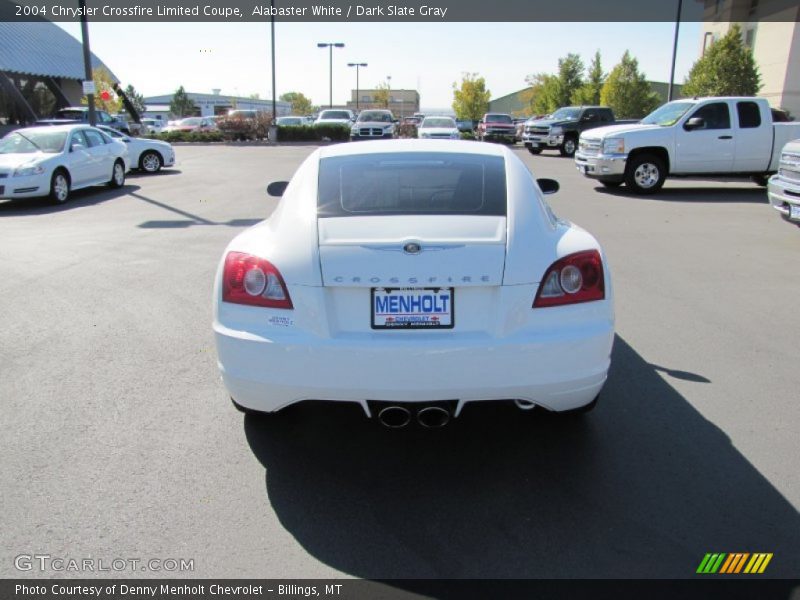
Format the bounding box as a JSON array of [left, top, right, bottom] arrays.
[[553, 53, 584, 106], [572, 51, 605, 105], [280, 92, 314, 115], [169, 85, 195, 118], [373, 82, 391, 109], [451, 73, 491, 120], [122, 84, 146, 115], [600, 51, 660, 118], [524, 72, 559, 115], [81, 67, 122, 114], [683, 24, 761, 96]]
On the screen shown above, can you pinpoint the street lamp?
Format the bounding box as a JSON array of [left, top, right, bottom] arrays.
[[317, 42, 345, 108], [386, 75, 391, 110], [347, 62, 367, 111]]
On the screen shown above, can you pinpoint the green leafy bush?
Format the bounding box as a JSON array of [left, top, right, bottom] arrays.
[[460, 131, 476, 141], [276, 125, 319, 142], [151, 130, 223, 143], [314, 123, 350, 141]]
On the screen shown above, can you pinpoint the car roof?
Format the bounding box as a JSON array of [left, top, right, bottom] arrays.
[[12, 124, 93, 134], [318, 138, 508, 159]]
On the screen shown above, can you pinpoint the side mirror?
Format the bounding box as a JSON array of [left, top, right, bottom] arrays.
[[267, 181, 289, 197], [537, 178, 559, 195], [70, 143, 84, 152], [684, 117, 705, 131]]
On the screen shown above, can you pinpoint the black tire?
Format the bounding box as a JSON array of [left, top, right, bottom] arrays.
[[527, 146, 543, 155], [624, 153, 666, 194], [49, 169, 70, 204], [139, 151, 162, 173], [108, 160, 125, 188], [559, 136, 578, 157], [751, 174, 769, 187], [599, 179, 623, 188]]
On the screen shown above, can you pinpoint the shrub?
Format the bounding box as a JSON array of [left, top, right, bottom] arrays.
[[460, 131, 476, 141], [396, 123, 417, 138], [216, 113, 272, 141], [314, 123, 350, 141], [150, 131, 223, 143], [276, 125, 319, 142]]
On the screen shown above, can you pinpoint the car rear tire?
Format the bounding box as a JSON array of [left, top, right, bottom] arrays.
[[108, 160, 125, 188], [527, 147, 542, 155], [624, 153, 666, 194], [49, 169, 70, 204], [231, 397, 277, 418], [559, 136, 578, 157], [139, 151, 163, 173]]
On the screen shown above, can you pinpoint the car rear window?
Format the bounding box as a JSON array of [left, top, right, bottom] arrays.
[[318, 152, 507, 217]]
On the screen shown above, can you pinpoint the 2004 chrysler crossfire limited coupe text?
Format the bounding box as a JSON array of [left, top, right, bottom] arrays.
[[213, 140, 614, 428]]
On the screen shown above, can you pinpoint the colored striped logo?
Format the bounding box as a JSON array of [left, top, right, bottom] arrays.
[[696, 553, 773, 574]]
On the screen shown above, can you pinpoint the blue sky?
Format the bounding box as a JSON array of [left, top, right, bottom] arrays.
[[56, 21, 703, 110]]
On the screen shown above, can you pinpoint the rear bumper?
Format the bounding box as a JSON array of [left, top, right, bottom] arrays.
[[214, 309, 614, 415]]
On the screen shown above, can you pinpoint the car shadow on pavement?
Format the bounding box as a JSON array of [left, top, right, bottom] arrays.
[[0, 184, 139, 215], [594, 186, 768, 204], [243, 334, 800, 582], [126, 169, 183, 179]]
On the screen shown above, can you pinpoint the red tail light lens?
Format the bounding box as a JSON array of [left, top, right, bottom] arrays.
[[222, 252, 293, 309], [533, 250, 605, 308]]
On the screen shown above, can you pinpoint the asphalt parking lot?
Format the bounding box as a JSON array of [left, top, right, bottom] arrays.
[[1, 142, 799, 582]]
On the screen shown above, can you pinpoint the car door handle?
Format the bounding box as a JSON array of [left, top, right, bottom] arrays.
[[718, 135, 733, 139]]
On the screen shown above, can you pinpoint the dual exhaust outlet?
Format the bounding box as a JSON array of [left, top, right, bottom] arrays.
[[377, 405, 451, 429]]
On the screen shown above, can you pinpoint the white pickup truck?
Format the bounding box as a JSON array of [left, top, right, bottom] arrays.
[[574, 97, 800, 194], [767, 139, 800, 226]]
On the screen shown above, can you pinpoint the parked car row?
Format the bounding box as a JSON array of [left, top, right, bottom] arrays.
[[0, 123, 176, 205]]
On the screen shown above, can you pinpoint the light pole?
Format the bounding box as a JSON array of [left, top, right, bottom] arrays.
[[317, 42, 345, 108], [347, 62, 367, 112], [386, 75, 391, 111], [667, 0, 683, 102]]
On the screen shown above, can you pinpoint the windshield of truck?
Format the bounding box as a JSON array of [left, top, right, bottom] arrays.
[[641, 102, 695, 126], [0, 130, 67, 154], [485, 114, 513, 123], [550, 108, 581, 120]]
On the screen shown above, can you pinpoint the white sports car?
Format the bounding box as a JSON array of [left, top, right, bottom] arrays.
[[213, 140, 614, 427], [97, 125, 175, 173], [0, 124, 128, 204]]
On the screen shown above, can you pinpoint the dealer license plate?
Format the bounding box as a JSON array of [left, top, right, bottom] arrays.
[[371, 287, 454, 329], [790, 204, 800, 221]]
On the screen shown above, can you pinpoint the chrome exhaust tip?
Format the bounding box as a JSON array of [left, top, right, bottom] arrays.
[[514, 399, 537, 411], [377, 406, 412, 429], [417, 406, 451, 428]]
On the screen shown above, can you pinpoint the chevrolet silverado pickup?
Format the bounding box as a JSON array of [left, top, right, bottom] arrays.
[[575, 97, 800, 194], [522, 106, 630, 157], [767, 139, 800, 226], [476, 113, 515, 143]]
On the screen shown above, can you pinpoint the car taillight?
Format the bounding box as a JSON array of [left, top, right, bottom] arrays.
[[533, 250, 604, 308], [222, 252, 293, 309]]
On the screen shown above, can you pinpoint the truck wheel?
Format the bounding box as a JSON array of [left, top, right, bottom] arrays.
[[527, 147, 542, 155], [559, 137, 578, 157], [751, 175, 769, 187], [625, 153, 666, 194]]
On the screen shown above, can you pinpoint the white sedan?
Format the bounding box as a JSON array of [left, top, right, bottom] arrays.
[[97, 125, 175, 173], [0, 124, 128, 204], [213, 140, 614, 427], [417, 116, 460, 140]]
